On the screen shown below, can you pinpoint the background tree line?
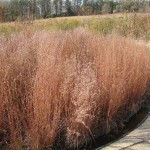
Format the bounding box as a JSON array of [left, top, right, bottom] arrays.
[[0, 0, 150, 22]]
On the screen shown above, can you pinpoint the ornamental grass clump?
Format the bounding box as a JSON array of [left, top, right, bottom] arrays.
[[0, 28, 149, 149]]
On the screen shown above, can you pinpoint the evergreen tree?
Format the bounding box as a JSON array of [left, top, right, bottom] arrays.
[[65, 0, 74, 16]]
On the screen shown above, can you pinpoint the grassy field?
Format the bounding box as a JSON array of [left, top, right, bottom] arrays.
[[1, 13, 150, 39], [0, 14, 150, 149]]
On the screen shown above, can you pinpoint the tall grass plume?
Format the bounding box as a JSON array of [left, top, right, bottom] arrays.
[[0, 28, 150, 149]]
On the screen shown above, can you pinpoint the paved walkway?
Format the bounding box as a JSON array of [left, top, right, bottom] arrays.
[[97, 111, 150, 150]]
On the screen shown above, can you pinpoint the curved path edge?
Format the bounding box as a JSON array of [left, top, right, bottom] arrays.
[[97, 107, 150, 150]]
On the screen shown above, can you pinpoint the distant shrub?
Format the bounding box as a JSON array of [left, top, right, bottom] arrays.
[[86, 18, 117, 35], [53, 19, 80, 30]]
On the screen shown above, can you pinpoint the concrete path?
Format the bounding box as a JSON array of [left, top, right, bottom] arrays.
[[96, 111, 150, 150]]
